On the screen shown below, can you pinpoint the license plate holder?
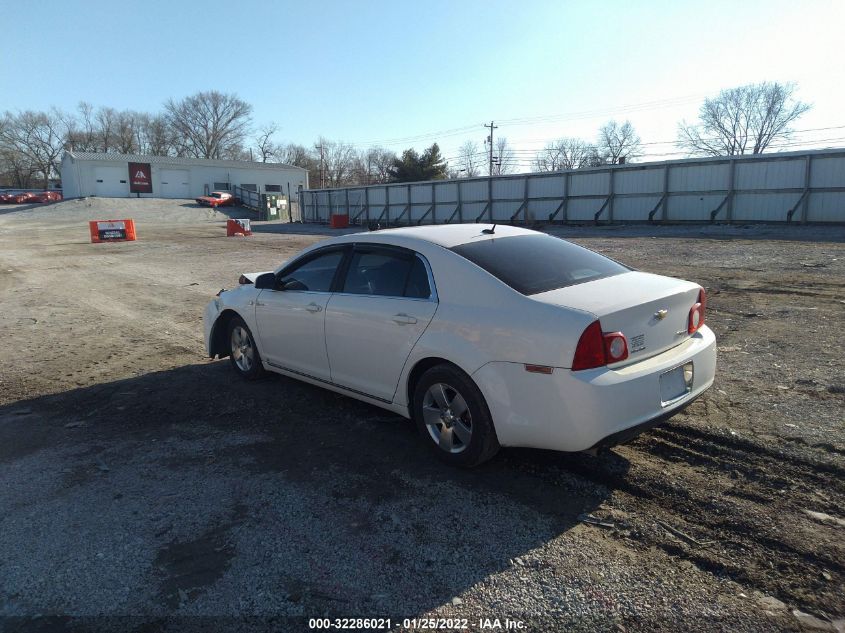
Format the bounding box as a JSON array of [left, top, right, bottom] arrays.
[[660, 363, 691, 406]]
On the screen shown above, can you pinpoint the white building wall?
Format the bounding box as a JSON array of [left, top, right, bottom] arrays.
[[61, 155, 307, 200]]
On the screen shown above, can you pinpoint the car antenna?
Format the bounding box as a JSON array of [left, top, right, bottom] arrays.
[[481, 224, 496, 234]]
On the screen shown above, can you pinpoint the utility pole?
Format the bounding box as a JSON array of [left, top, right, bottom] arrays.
[[315, 142, 325, 188], [484, 121, 498, 177]]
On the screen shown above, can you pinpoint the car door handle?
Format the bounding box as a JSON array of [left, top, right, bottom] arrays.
[[306, 302, 322, 313], [392, 313, 418, 325]]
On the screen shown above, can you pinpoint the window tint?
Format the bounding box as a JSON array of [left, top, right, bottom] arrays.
[[342, 251, 411, 297], [279, 250, 344, 292], [450, 234, 628, 295], [341, 249, 432, 298], [404, 256, 431, 299]]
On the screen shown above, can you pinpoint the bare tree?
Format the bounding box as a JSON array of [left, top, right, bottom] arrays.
[[254, 123, 280, 162], [164, 91, 252, 159], [279, 143, 312, 167], [64, 102, 100, 152], [137, 114, 173, 156], [318, 138, 358, 187], [277, 143, 320, 186], [94, 107, 119, 153], [455, 140, 482, 177], [678, 81, 811, 156], [533, 137, 597, 171], [0, 109, 68, 188], [597, 120, 641, 164], [353, 147, 396, 185], [114, 111, 142, 154], [492, 137, 515, 175]]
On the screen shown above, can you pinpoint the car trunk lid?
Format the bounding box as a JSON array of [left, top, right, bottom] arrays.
[[532, 271, 701, 363]]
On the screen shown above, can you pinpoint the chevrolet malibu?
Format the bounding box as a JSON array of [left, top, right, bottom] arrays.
[[204, 224, 716, 467]]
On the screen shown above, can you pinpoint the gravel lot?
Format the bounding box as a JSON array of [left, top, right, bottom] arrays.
[[0, 198, 843, 632]]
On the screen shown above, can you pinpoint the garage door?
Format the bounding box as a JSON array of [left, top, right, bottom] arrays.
[[160, 169, 190, 198], [93, 166, 129, 197]]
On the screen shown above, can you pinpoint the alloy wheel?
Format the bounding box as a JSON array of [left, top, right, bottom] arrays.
[[422, 382, 473, 453], [230, 325, 254, 372]]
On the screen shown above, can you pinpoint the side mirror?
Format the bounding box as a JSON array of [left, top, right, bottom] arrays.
[[254, 272, 276, 290]]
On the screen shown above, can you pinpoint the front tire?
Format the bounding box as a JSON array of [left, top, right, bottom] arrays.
[[227, 317, 265, 380], [412, 364, 500, 467]]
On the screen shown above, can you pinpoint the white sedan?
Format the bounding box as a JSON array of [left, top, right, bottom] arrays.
[[204, 224, 716, 467]]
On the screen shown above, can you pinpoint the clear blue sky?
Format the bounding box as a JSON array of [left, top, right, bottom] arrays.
[[2, 0, 843, 168]]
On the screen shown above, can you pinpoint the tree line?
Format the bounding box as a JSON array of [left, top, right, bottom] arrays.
[[0, 82, 810, 189]]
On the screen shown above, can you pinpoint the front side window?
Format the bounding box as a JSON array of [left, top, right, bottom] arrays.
[[341, 249, 432, 299], [450, 234, 628, 295], [279, 250, 344, 292]]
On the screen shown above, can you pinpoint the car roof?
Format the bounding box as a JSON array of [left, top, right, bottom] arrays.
[[334, 223, 539, 249]]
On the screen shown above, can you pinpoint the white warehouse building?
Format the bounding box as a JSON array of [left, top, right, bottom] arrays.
[[60, 152, 308, 200]]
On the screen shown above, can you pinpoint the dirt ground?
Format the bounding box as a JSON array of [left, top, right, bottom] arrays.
[[0, 198, 843, 632]]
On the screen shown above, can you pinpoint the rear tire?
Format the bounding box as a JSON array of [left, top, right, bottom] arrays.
[[412, 364, 500, 467], [227, 317, 265, 380]]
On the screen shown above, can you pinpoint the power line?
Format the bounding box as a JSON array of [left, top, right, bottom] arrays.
[[345, 91, 710, 150]]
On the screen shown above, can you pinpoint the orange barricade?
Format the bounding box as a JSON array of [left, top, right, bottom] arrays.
[[227, 218, 253, 236], [330, 214, 349, 229], [89, 219, 137, 243]]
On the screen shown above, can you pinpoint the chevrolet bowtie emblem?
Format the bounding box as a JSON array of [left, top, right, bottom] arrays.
[[654, 309, 669, 320]]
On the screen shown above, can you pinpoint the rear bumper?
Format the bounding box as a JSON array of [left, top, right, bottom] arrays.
[[587, 398, 694, 451], [472, 325, 716, 452]]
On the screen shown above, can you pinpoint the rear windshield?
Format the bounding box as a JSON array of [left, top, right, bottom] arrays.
[[450, 234, 628, 295]]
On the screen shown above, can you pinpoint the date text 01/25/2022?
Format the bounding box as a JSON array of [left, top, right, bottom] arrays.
[[308, 617, 526, 629]]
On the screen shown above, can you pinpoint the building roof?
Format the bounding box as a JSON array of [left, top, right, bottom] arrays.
[[63, 151, 306, 173]]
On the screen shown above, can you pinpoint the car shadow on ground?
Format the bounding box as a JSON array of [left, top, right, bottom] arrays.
[[0, 361, 627, 622]]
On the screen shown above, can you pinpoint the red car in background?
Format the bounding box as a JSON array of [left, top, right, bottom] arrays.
[[33, 191, 63, 203], [195, 191, 239, 208], [6, 192, 38, 204], [0, 191, 62, 204]]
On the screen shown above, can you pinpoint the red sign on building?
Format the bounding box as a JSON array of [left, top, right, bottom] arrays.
[[128, 162, 153, 194]]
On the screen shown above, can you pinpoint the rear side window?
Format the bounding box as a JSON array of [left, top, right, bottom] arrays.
[[450, 234, 628, 295], [342, 249, 432, 299]]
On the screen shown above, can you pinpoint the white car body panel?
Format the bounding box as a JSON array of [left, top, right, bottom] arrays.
[[325, 294, 438, 402], [473, 326, 716, 451], [204, 224, 717, 454], [254, 289, 333, 380]]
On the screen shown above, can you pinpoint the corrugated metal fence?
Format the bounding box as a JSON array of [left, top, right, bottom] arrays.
[[299, 148, 845, 224]]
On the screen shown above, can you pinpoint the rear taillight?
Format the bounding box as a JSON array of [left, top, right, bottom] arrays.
[[572, 321, 605, 370], [603, 332, 629, 363], [688, 288, 706, 334], [572, 321, 629, 370]]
